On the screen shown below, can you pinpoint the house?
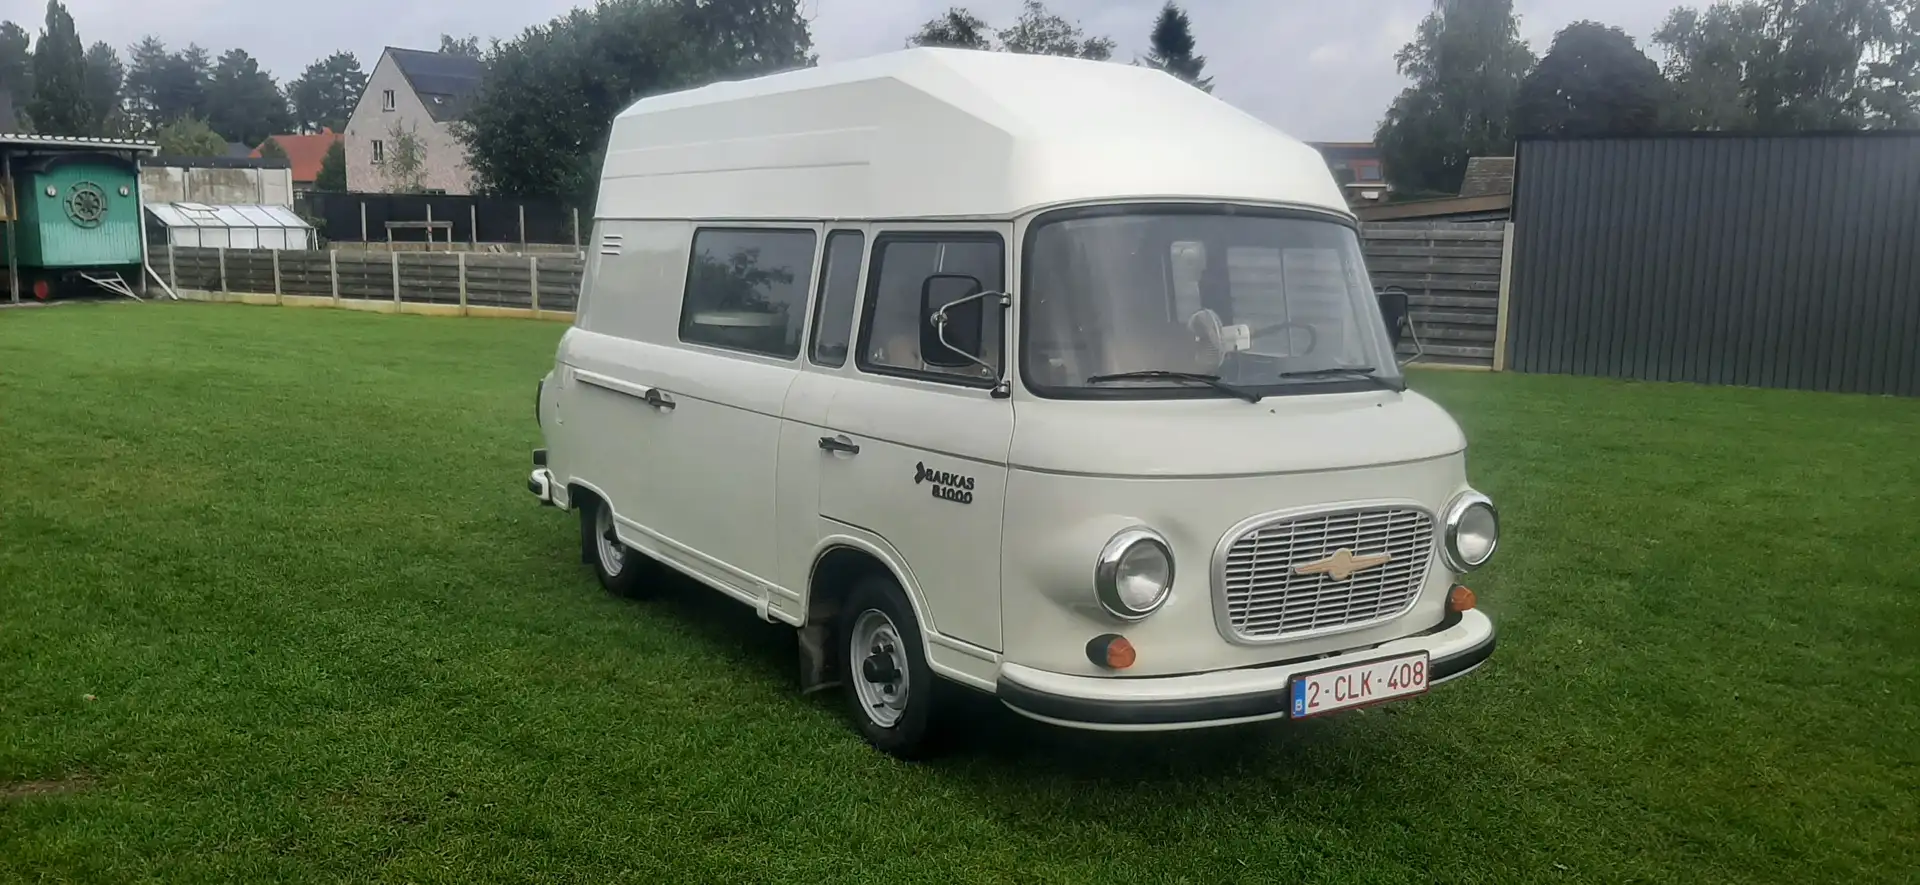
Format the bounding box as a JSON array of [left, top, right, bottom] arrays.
[[250, 128, 342, 193], [344, 47, 483, 195], [1354, 157, 1514, 223], [1308, 141, 1388, 206]]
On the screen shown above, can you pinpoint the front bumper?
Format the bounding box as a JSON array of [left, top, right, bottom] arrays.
[[996, 608, 1495, 731]]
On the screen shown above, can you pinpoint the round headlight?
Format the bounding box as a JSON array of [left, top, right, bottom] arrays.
[[1442, 491, 1499, 571], [1095, 527, 1174, 620]]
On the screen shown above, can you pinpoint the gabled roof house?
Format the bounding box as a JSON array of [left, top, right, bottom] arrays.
[[344, 47, 485, 195]]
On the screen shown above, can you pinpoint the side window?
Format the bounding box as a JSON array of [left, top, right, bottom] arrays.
[[859, 235, 1005, 384], [809, 230, 864, 367], [679, 228, 817, 359]]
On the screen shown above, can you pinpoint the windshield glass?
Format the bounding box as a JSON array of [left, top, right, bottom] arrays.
[[1022, 209, 1403, 397]]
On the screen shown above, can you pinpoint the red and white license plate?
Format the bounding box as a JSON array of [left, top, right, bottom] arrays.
[[1290, 652, 1430, 718]]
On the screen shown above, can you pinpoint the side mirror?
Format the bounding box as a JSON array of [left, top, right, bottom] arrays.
[[920, 273, 989, 369], [1376, 288, 1410, 350]]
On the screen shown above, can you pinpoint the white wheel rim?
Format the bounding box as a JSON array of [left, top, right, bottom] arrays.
[[850, 609, 910, 728], [595, 506, 625, 576]]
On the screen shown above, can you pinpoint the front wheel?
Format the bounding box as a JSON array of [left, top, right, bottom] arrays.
[[838, 574, 944, 758]]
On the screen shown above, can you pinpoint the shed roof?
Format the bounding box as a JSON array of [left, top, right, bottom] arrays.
[[601, 48, 1347, 221], [387, 47, 485, 122], [0, 133, 158, 153], [147, 202, 312, 230]]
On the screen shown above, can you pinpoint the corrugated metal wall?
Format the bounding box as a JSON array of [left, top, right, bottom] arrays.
[[1508, 134, 1920, 396]]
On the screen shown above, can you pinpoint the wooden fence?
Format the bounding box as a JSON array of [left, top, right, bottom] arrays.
[[1361, 221, 1507, 369], [167, 222, 1510, 369], [164, 246, 583, 313]]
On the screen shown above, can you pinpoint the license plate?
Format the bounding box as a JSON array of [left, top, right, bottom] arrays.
[[1290, 652, 1430, 718]]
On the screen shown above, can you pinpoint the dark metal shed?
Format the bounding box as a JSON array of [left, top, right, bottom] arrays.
[[1506, 132, 1920, 397]]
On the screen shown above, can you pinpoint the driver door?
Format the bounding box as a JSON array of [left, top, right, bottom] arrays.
[[814, 226, 1014, 653]]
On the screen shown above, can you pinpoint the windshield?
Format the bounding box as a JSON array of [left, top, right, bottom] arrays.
[[1021, 209, 1404, 397]]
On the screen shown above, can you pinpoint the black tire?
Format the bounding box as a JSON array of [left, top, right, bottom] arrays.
[[580, 496, 652, 599], [837, 574, 945, 758]]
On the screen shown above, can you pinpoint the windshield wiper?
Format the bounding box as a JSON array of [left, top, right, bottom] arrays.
[[1277, 366, 1406, 392], [1086, 370, 1262, 403]]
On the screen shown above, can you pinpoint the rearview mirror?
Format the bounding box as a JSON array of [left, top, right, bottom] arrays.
[[1376, 288, 1410, 350], [920, 273, 987, 369]]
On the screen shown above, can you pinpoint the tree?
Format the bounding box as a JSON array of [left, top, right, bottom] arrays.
[[206, 48, 291, 144], [1375, 0, 1536, 196], [459, 0, 816, 198], [256, 136, 287, 159], [155, 116, 226, 156], [379, 120, 428, 192], [997, 0, 1115, 59], [286, 51, 366, 133], [27, 1, 90, 135], [910, 8, 994, 50], [1141, 2, 1212, 91], [1515, 21, 1666, 136], [125, 38, 211, 132], [0, 21, 32, 118], [439, 34, 483, 58], [313, 138, 346, 191], [1654, 0, 1918, 130], [83, 41, 124, 135]]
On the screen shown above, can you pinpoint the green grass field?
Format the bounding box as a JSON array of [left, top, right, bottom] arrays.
[[2, 302, 1916, 884]]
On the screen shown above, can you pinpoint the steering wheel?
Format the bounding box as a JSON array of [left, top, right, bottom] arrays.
[[1186, 309, 1228, 371], [1247, 320, 1318, 354]]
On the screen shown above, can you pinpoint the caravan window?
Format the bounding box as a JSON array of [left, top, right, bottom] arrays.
[[678, 228, 818, 359], [809, 231, 865, 367]]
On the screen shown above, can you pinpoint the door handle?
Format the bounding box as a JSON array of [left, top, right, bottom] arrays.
[[643, 388, 675, 412], [818, 434, 860, 455]]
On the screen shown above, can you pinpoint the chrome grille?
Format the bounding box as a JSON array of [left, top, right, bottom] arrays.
[[1220, 507, 1434, 641]]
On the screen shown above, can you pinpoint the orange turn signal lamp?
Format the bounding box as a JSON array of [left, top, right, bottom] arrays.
[[1448, 584, 1477, 612], [1086, 634, 1136, 670]]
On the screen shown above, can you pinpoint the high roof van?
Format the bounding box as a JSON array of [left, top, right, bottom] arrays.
[[526, 48, 1499, 757]]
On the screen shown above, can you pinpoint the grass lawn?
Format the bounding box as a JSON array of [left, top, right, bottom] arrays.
[[2, 302, 1916, 884]]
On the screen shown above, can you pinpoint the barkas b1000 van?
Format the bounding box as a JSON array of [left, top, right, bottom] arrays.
[[526, 48, 1500, 757]]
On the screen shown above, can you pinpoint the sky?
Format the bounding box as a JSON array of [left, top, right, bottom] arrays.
[[11, 0, 1681, 142]]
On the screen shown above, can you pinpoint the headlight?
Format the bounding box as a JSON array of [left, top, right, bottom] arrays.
[[1095, 527, 1174, 620], [1441, 491, 1499, 572]]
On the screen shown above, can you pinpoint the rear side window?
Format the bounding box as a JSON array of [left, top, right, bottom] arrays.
[[810, 231, 865, 367], [679, 228, 817, 359]]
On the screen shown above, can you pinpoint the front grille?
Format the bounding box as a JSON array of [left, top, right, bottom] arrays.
[[1220, 507, 1434, 641]]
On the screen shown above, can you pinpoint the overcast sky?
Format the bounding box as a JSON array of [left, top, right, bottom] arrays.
[[23, 0, 1679, 141]]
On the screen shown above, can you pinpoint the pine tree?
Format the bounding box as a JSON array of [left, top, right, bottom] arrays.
[[26, 0, 90, 134], [1141, 2, 1212, 91]]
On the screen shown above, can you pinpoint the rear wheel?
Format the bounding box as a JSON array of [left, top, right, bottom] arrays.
[[838, 574, 945, 758], [581, 497, 651, 598]]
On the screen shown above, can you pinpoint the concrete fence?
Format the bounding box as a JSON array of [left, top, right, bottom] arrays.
[[164, 245, 582, 317]]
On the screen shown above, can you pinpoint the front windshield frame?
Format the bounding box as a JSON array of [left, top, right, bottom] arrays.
[[1017, 202, 1403, 401]]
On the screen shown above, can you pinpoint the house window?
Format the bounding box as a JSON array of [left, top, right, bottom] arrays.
[[371, 140, 385, 163], [382, 89, 396, 111], [678, 228, 818, 359], [1352, 162, 1383, 183]]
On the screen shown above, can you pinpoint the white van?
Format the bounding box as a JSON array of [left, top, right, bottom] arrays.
[[527, 48, 1499, 756]]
